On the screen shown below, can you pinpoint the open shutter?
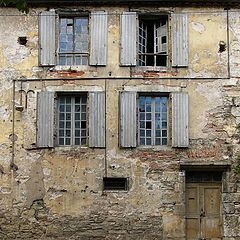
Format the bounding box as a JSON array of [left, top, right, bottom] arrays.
[[37, 91, 55, 147], [171, 13, 188, 67], [39, 11, 56, 66], [172, 92, 189, 147], [90, 11, 108, 66], [120, 92, 137, 147], [120, 12, 137, 66], [156, 21, 168, 54], [89, 92, 105, 147]]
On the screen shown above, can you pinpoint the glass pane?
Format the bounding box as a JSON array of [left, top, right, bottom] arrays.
[[81, 138, 87, 145], [65, 138, 71, 145], [140, 113, 145, 120], [66, 105, 71, 112], [146, 138, 151, 145], [140, 121, 145, 128], [75, 130, 80, 137], [140, 138, 145, 145], [75, 138, 80, 145], [75, 121, 80, 128], [66, 121, 71, 128], [146, 113, 151, 120], [81, 121, 86, 128], [155, 138, 161, 145], [146, 130, 151, 137], [59, 138, 64, 145], [81, 130, 86, 137], [162, 138, 167, 145], [75, 113, 80, 120], [140, 130, 145, 137], [59, 121, 64, 128]]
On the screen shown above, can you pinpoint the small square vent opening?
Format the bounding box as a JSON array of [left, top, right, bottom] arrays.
[[103, 177, 128, 191]]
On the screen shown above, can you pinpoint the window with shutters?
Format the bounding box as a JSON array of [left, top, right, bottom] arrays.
[[58, 16, 89, 65], [138, 95, 169, 146], [138, 15, 168, 67], [37, 91, 105, 148], [120, 91, 189, 148], [120, 12, 188, 67], [58, 94, 87, 146], [39, 11, 108, 66]]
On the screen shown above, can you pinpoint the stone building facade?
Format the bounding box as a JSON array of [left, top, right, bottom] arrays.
[[0, 0, 240, 239]]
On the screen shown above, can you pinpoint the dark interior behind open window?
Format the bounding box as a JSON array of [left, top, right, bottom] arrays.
[[138, 15, 168, 67]]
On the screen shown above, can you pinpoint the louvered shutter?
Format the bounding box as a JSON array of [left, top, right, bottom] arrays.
[[171, 13, 188, 67], [89, 92, 105, 147], [120, 12, 137, 66], [120, 92, 137, 147], [37, 91, 55, 148], [90, 11, 108, 66], [39, 11, 56, 66], [172, 92, 189, 147]]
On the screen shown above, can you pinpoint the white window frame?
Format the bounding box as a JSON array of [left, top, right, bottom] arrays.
[[137, 14, 169, 67], [137, 94, 169, 146], [57, 14, 90, 66]]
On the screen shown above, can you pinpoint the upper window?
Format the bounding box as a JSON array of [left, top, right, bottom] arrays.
[[58, 16, 89, 65], [58, 95, 87, 146], [39, 10, 108, 66], [120, 12, 188, 67], [138, 16, 168, 67], [138, 95, 168, 146]]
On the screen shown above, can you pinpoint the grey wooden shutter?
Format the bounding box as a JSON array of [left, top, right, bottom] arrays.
[[89, 92, 105, 147], [171, 13, 188, 67], [120, 12, 137, 66], [172, 92, 189, 147], [120, 92, 137, 147], [39, 11, 56, 66], [37, 91, 55, 147], [90, 11, 108, 66]]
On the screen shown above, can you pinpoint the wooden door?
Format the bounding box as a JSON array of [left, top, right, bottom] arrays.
[[186, 174, 223, 240]]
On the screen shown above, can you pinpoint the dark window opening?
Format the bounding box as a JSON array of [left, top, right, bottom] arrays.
[[138, 16, 168, 67], [186, 171, 222, 183], [103, 177, 128, 191]]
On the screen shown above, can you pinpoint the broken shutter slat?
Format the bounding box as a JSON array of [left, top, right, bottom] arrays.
[[37, 91, 55, 148], [171, 13, 188, 67], [120, 92, 137, 147], [89, 92, 106, 147], [39, 11, 56, 66], [90, 11, 108, 66], [172, 92, 189, 147], [120, 12, 137, 66]]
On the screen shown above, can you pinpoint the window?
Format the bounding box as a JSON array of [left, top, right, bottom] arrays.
[[58, 95, 87, 146], [138, 15, 168, 67], [138, 95, 168, 146], [37, 91, 105, 148], [58, 16, 89, 65], [103, 178, 128, 191], [40, 10, 108, 66], [120, 12, 188, 67], [120, 91, 188, 148]]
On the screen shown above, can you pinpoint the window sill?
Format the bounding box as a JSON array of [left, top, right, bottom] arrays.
[[137, 145, 172, 151], [133, 66, 169, 72], [54, 145, 89, 151], [51, 65, 89, 71]]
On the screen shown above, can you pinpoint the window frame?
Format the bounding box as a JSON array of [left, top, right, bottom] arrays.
[[56, 12, 90, 66], [56, 92, 88, 147], [137, 13, 170, 68], [137, 93, 170, 147]]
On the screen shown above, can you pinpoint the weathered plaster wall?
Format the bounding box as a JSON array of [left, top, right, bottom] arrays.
[[0, 5, 239, 239]]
